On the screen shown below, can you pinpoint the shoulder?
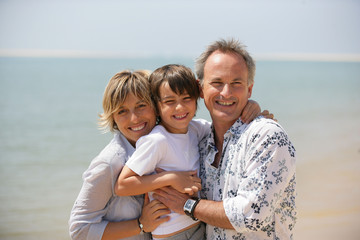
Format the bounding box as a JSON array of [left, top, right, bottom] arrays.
[[246, 116, 296, 157], [87, 133, 130, 177], [189, 118, 212, 139], [190, 118, 211, 127], [136, 125, 168, 146], [247, 116, 287, 136]]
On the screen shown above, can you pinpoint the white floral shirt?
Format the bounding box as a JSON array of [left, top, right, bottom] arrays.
[[199, 117, 296, 240]]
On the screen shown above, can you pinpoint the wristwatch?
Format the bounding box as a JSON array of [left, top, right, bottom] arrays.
[[183, 198, 200, 221], [137, 218, 146, 234]]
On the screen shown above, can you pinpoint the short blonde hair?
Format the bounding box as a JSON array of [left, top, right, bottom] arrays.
[[99, 70, 154, 132]]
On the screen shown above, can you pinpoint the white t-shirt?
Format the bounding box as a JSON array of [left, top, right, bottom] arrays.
[[126, 119, 211, 236]]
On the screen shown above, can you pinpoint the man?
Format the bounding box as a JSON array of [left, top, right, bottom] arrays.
[[153, 39, 296, 239]]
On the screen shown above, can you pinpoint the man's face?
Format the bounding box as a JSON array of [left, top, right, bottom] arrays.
[[201, 50, 253, 128]]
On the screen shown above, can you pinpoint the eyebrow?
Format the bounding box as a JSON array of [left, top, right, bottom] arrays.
[[209, 77, 245, 82]]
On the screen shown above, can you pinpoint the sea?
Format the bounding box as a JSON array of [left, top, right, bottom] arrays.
[[0, 57, 359, 239]]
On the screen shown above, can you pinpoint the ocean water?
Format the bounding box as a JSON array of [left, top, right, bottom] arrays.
[[0, 57, 359, 239]]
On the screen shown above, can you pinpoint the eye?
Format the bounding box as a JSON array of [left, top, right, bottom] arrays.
[[137, 103, 147, 109], [164, 100, 175, 104], [183, 95, 192, 101], [210, 80, 223, 86], [118, 109, 128, 115]]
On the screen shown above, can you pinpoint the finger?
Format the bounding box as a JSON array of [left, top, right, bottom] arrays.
[[154, 215, 170, 225], [149, 200, 169, 210], [144, 193, 150, 205], [153, 190, 165, 198], [191, 186, 199, 194], [192, 176, 201, 183], [153, 208, 171, 219], [184, 188, 194, 195], [241, 109, 249, 123], [189, 170, 197, 176], [261, 110, 269, 116], [155, 168, 165, 173]]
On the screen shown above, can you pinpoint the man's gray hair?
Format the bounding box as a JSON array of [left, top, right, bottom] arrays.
[[195, 38, 256, 86]]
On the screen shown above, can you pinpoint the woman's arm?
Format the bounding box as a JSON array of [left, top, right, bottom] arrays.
[[241, 100, 276, 123], [114, 165, 201, 196]]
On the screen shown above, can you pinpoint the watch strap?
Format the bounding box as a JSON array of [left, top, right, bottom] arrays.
[[137, 218, 147, 234], [185, 198, 200, 221]]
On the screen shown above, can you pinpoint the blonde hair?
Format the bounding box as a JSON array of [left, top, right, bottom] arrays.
[[99, 70, 154, 132]]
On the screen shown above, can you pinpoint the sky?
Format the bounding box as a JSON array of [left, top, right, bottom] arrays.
[[0, 0, 359, 60]]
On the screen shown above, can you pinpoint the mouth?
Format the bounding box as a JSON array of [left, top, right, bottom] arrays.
[[173, 113, 188, 120], [129, 123, 146, 131], [216, 100, 235, 106]]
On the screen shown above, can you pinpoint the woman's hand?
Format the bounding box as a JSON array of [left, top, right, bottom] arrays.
[[241, 100, 277, 123], [260, 110, 277, 122], [241, 100, 261, 123], [139, 193, 171, 233]]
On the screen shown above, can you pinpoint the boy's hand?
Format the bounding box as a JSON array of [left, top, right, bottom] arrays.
[[169, 170, 201, 196]]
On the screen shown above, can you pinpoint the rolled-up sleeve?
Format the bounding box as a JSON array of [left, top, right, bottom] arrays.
[[223, 123, 296, 233]]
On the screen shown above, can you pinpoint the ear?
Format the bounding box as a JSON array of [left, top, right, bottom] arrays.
[[197, 79, 204, 99], [247, 83, 254, 98]]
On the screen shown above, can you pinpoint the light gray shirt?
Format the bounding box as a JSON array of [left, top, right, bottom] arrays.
[[69, 132, 151, 240]]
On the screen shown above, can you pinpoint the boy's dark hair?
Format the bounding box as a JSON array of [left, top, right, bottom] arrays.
[[149, 64, 200, 115]]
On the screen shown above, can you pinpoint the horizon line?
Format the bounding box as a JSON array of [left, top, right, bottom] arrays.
[[1, 49, 360, 62]]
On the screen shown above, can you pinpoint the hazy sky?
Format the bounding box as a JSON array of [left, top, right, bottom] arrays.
[[0, 0, 359, 60]]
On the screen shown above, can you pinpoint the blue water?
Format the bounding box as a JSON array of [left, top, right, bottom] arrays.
[[0, 57, 359, 239]]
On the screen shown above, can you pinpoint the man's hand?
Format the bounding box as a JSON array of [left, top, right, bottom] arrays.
[[153, 187, 190, 215]]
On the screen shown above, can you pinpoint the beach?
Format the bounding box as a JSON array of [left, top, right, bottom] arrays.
[[0, 57, 359, 239], [295, 142, 360, 239]]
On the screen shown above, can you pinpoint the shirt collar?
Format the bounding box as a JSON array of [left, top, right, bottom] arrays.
[[204, 117, 246, 150], [228, 117, 246, 135]]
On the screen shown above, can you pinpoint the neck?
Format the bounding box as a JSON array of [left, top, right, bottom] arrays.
[[212, 120, 234, 140]]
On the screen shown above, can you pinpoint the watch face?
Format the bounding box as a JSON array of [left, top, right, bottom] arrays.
[[184, 199, 194, 212]]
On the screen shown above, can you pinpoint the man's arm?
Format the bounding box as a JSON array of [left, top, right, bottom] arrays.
[[155, 121, 296, 233], [153, 187, 234, 229]]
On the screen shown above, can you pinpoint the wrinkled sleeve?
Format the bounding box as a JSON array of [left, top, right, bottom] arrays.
[[223, 123, 296, 233], [69, 161, 114, 240]]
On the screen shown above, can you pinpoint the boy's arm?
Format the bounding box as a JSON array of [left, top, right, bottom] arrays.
[[114, 166, 201, 196]]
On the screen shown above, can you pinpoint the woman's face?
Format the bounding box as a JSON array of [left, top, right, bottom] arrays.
[[113, 93, 156, 146]]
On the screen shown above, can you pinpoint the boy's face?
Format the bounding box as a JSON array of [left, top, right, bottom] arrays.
[[157, 82, 197, 134], [113, 93, 156, 146]]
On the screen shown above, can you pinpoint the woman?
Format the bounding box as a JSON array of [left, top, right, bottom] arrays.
[[69, 70, 170, 240]]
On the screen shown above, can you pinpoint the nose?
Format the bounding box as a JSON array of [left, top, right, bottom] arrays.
[[175, 102, 184, 111], [130, 111, 140, 123], [220, 83, 232, 98]]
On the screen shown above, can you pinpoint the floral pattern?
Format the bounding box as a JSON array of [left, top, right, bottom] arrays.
[[199, 117, 296, 239]]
